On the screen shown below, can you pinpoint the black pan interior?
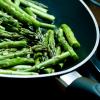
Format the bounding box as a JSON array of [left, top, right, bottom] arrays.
[[36, 0, 97, 69]]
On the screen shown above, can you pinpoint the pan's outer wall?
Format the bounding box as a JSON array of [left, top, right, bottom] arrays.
[[0, 0, 99, 78]]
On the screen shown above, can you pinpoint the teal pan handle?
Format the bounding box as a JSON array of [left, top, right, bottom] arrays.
[[70, 77, 100, 97], [90, 0, 100, 7], [58, 71, 100, 98]]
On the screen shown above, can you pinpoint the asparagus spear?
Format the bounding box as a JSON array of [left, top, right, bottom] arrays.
[[36, 27, 44, 42], [20, 1, 54, 21], [0, 25, 36, 41], [0, 48, 32, 60], [56, 46, 64, 68], [24, 51, 70, 72], [0, 0, 55, 28], [34, 57, 40, 65], [0, 0, 37, 25], [24, 7, 37, 18], [0, 69, 38, 75], [0, 28, 21, 39], [56, 28, 79, 60], [19, 28, 35, 36], [0, 11, 38, 38], [0, 50, 9, 56], [41, 52, 49, 62], [14, 0, 20, 6], [20, 0, 48, 13], [0, 28, 13, 38], [0, 26, 5, 30], [56, 46, 62, 55], [34, 52, 43, 59], [0, 40, 27, 49], [0, 11, 36, 34], [42, 30, 56, 58], [61, 24, 80, 48], [0, 11, 22, 28], [0, 19, 20, 32], [32, 45, 47, 52], [48, 30, 56, 57], [11, 65, 32, 71], [0, 57, 34, 68], [42, 31, 49, 47], [27, 0, 48, 9], [29, 7, 55, 21], [42, 31, 51, 58], [43, 68, 55, 74], [0, 48, 17, 56], [0, 11, 24, 32]]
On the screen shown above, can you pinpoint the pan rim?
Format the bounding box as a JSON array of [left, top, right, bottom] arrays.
[[0, 0, 99, 78]]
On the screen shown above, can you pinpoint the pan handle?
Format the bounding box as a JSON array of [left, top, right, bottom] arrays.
[[58, 71, 100, 97], [89, 0, 100, 7]]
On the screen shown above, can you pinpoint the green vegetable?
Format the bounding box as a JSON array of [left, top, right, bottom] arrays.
[[0, 26, 5, 30], [42, 31, 49, 46], [0, 69, 38, 75], [0, 28, 20, 39], [0, 48, 17, 56], [20, 0, 48, 13], [0, 11, 22, 28], [14, 0, 20, 6], [34, 52, 43, 59], [27, 0, 48, 9], [48, 30, 56, 57], [56, 28, 79, 60], [43, 68, 55, 74], [32, 45, 47, 52], [0, 0, 55, 28], [0, 57, 34, 68], [24, 51, 70, 72], [24, 7, 37, 18], [0, 11, 37, 36], [56, 46, 64, 68], [34, 57, 40, 65], [61, 24, 80, 48], [11, 65, 32, 71], [29, 7, 55, 21], [0, 40, 27, 49], [0, 48, 31, 60]]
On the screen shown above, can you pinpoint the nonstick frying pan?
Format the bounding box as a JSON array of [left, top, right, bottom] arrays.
[[1, 0, 99, 78], [0, 0, 100, 97]]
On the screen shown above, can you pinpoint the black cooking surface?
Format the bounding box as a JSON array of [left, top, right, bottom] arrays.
[[0, 77, 65, 99], [0, 60, 99, 99]]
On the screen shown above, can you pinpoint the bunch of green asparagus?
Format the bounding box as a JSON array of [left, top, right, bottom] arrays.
[[0, 0, 80, 76]]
